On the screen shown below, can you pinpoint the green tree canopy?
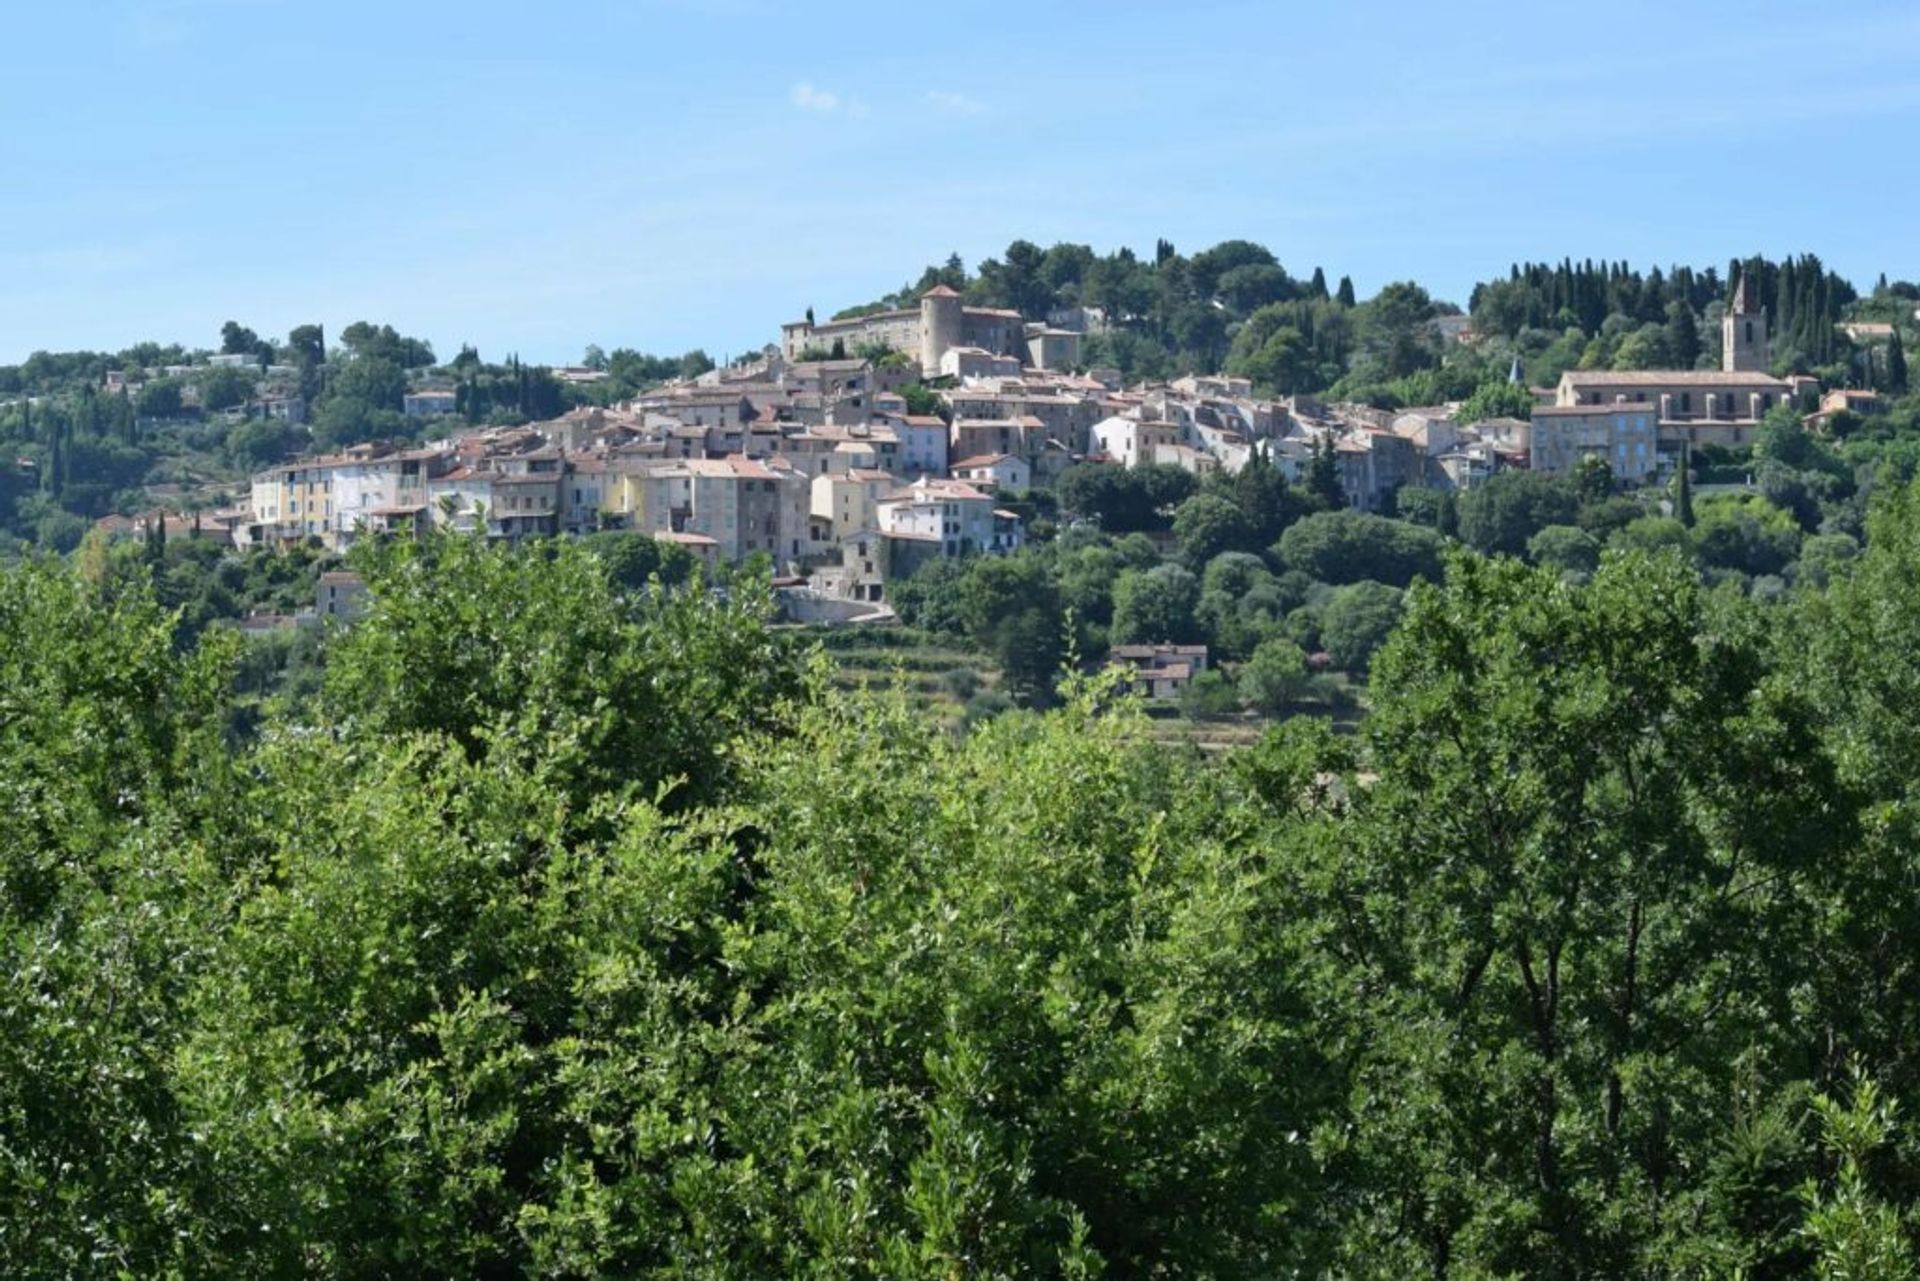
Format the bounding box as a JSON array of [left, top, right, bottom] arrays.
[[1171, 492, 1257, 569], [1457, 470, 1580, 557], [1457, 379, 1535, 425], [1319, 578, 1405, 672], [1276, 509, 1445, 588], [1111, 562, 1203, 645]]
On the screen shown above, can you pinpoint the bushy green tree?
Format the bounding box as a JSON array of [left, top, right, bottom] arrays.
[[1457, 470, 1580, 557], [1056, 463, 1193, 532], [1237, 636, 1311, 712], [1319, 579, 1404, 673], [328, 531, 800, 812], [1457, 379, 1535, 425], [956, 552, 1067, 706], [199, 364, 256, 412], [326, 353, 408, 414], [1276, 509, 1444, 588], [1172, 492, 1256, 568], [1527, 523, 1602, 574], [1694, 495, 1802, 577], [1323, 551, 1846, 1274], [1111, 562, 1202, 645]]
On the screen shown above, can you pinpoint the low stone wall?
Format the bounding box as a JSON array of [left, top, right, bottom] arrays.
[[774, 588, 896, 626]]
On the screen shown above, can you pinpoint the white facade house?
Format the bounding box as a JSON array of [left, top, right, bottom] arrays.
[[1090, 416, 1183, 467], [875, 477, 1022, 557], [949, 452, 1031, 492]]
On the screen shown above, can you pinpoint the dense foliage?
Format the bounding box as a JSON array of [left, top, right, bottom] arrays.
[[7, 480, 1920, 1271]]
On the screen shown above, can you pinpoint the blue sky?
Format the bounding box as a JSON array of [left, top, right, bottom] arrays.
[[3, 0, 1916, 366]]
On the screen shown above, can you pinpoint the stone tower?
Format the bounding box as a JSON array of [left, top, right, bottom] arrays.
[[1722, 273, 1770, 373], [919, 285, 963, 377]]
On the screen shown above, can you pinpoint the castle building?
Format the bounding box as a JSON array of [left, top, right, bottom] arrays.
[[780, 286, 1028, 376]]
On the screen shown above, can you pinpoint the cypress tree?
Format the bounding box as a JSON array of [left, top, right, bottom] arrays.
[[1816, 274, 1834, 362], [1666, 302, 1701, 369], [1308, 267, 1328, 299], [1888, 328, 1908, 396], [1778, 259, 1799, 345], [1335, 276, 1356, 308], [46, 420, 65, 497], [1307, 435, 1344, 509], [1673, 449, 1695, 527]]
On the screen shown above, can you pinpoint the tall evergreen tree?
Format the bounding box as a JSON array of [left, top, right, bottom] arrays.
[[1888, 328, 1909, 396], [1666, 301, 1702, 369], [1335, 276, 1357, 308], [1673, 447, 1695, 527], [1307, 435, 1344, 510], [1308, 267, 1328, 299]]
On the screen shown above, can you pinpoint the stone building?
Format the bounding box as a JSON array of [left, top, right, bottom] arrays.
[[779, 287, 1030, 377], [1529, 403, 1660, 483], [1553, 369, 1793, 449]]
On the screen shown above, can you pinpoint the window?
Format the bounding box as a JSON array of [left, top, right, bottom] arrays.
[[1746, 320, 1755, 345]]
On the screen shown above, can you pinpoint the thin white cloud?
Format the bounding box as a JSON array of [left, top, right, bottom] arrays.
[[926, 90, 986, 117], [790, 81, 840, 113], [788, 81, 866, 118]]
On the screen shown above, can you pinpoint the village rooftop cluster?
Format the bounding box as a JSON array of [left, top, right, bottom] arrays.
[[135, 279, 1878, 621]]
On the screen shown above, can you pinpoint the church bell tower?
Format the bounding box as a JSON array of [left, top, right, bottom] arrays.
[[1723, 273, 1770, 373]]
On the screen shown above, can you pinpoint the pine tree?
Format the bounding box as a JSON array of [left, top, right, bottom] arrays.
[[1888, 328, 1909, 396]]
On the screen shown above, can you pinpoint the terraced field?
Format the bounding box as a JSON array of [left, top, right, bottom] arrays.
[[794, 625, 1005, 727]]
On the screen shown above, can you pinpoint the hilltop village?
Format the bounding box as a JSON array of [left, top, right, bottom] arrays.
[[217, 278, 1825, 620]]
